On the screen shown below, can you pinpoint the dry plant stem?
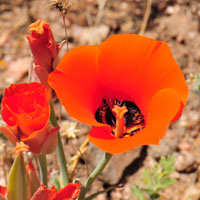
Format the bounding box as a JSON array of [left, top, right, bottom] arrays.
[[38, 154, 48, 186], [50, 102, 69, 185], [139, 0, 153, 35], [62, 15, 69, 51], [78, 145, 90, 178], [78, 152, 112, 200], [70, 138, 89, 180], [95, 0, 107, 26]]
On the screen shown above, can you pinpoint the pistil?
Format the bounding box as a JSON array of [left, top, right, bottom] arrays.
[[112, 105, 128, 138]]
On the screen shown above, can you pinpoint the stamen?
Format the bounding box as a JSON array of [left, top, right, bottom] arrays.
[[112, 105, 128, 138]]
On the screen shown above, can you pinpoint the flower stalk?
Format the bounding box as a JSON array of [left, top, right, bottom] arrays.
[[78, 152, 112, 200], [50, 102, 69, 185], [38, 154, 48, 187]]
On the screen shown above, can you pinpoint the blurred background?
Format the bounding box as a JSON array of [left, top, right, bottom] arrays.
[[0, 0, 200, 199]]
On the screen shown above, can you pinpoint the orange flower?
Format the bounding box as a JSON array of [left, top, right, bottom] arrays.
[[48, 34, 188, 154], [27, 20, 59, 89], [0, 82, 59, 154], [31, 183, 81, 200]]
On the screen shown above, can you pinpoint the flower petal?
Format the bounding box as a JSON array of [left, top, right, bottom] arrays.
[[16, 110, 49, 136], [0, 185, 7, 196], [31, 185, 56, 200], [40, 125, 59, 154], [89, 88, 181, 154], [97, 34, 188, 119], [54, 183, 81, 200], [48, 45, 103, 126], [0, 125, 19, 145], [21, 122, 49, 154]]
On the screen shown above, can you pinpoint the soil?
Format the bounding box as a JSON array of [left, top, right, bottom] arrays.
[[0, 0, 200, 199]]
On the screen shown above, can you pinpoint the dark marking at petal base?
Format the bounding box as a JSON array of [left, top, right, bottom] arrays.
[[95, 99, 116, 126], [95, 98, 145, 138]]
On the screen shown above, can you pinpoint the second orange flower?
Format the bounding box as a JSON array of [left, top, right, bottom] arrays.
[[0, 82, 59, 154]]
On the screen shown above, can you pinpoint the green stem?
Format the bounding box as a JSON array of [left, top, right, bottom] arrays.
[[78, 152, 112, 200], [50, 102, 69, 185], [85, 185, 116, 200], [38, 154, 47, 187]]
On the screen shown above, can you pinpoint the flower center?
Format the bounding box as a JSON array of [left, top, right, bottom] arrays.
[[95, 99, 145, 138]]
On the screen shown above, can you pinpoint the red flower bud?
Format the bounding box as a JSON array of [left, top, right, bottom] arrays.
[[27, 20, 59, 89], [0, 82, 59, 154]]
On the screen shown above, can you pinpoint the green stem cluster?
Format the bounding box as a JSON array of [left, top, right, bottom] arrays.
[[40, 102, 113, 200]]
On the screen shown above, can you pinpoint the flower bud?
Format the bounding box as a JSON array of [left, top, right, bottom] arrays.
[[27, 20, 59, 90], [8, 153, 31, 200]]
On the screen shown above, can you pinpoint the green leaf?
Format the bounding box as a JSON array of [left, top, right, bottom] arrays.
[[153, 164, 161, 185], [131, 155, 176, 200], [131, 184, 146, 200], [142, 188, 154, 196], [159, 177, 176, 190], [142, 168, 154, 190], [160, 155, 175, 176]]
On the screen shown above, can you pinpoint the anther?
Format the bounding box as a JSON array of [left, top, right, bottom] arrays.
[[112, 105, 128, 138]]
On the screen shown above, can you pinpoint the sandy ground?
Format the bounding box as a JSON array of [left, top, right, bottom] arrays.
[[0, 0, 200, 199]]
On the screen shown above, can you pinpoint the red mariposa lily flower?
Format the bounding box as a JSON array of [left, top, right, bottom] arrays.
[[31, 183, 81, 200], [48, 34, 188, 154], [0, 82, 59, 154], [0, 184, 81, 200], [27, 20, 59, 90]]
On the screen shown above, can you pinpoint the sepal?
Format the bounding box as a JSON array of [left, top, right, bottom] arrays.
[[8, 153, 31, 200]]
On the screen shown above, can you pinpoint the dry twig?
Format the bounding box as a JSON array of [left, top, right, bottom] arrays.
[[68, 138, 89, 180], [95, 0, 107, 26], [139, 0, 153, 35], [49, 0, 72, 51]]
